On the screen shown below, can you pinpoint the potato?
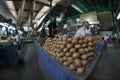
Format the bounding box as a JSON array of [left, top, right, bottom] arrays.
[[87, 52, 94, 57], [81, 60, 88, 66], [88, 57, 93, 62], [59, 41, 62, 44], [79, 40, 84, 44], [74, 58, 80, 63], [67, 38, 72, 43], [81, 54, 88, 60], [82, 44, 87, 48], [74, 59, 82, 67], [63, 61, 69, 66], [59, 38, 62, 41], [72, 39, 78, 44], [63, 38, 67, 41], [59, 58, 64, 63], [83, 38, 88, 43], [67, 57, 73, 63], [74, 36, 80, 40], [57, 53, 62, 57], [87, 36, 93, 42], [53, 54, 56, 57], [66, 44, 73, 49], [65, 52, 72, 57], [78, 48, 86, 54], [63, 48, 69, 52], [88, 46, 94, 51], [53, 50, 56, 53], [60, 45, 65, 49], [88, 42, 94, 47], [69, 63, 76, 70], [56, 49, 61, 53], [74, 44, 81, 49], [70, 48, 77, 53], [63, 56, 67, 61], [77, 67, 85, 74], [62, 41, 68, 45], [84, 48, 89, 53], [72, 53, 80, 58], [60, 52, 65, 57], [79, 36, 84, 40], [57, 45, 60, 48]]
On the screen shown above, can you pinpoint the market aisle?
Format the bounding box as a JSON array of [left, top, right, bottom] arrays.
[[89, 46, 120, 80], [0, 43, 46, 80]]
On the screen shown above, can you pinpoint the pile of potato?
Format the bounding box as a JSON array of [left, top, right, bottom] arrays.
[[43, 36, 98, 74], [93, 35, 103, 44]]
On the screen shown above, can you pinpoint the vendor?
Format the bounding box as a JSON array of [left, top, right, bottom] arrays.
[[74, 21, 92, 37]]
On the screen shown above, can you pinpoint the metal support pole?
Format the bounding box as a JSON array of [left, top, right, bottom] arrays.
[[17, 0, 26, 28], [48, 0, 53, 37], [28, 0, 36, 27]]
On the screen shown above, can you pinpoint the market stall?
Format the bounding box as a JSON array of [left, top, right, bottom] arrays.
[[0, 22, 25, 68], [34, 37, 104, 80], [0, 41, 17, 68]]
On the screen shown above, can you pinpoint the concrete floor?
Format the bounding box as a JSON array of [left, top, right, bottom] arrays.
[[0, 43, 46, 80], [89, 45, 120, 80], [0, 43, 120, 80]]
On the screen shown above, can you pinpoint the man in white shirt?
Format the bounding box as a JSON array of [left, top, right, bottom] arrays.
[[104, 33, 109, 41], [74, 21, 92, 37]]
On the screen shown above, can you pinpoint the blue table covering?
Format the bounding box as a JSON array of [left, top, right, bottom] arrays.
[[34, 42, 104, 80]]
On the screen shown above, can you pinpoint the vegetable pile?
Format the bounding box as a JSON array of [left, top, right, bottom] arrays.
[[43, 36, 98, 74]]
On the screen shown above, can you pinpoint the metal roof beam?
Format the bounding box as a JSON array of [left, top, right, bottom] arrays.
[[71, 4, 84, 13], [79, 0, 90, 11], [35, 0, 50, 7], [16, 9, 39, 13], [93, 0, 101, 8]]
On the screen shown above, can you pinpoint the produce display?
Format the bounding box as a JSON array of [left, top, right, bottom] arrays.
[[36, 37, 47, 46], [93, 35, 103, 44], [43, 36, 98, 75]]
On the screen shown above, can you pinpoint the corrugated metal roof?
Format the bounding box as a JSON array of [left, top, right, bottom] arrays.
[[65, 0, 120, 19]]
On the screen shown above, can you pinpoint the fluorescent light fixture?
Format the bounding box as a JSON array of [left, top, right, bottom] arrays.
[[53, 0, 61, 3], [76, 18, 80, 21], [35, 13, 45, 19], [5, 1, 17, 19], [35, 6, 50, 19], [37, 13, 48, 25], [117, 12, 120, 20], [52, 0, 61, 6], [5, 1, 15, 10], [56, 17, 61, 22], [71, 4, 84, 13], [40, 6, 50, 13], [34, 13, 48, 28], [10, 10, 17, 19]]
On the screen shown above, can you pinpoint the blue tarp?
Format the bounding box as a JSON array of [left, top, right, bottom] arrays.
[[34, 42, 104, 80]]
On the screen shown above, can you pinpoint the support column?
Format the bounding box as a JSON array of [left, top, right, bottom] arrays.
[[17, 0, 26, 28], [28, 0, 35, 27], [114, 4, 120, 49]]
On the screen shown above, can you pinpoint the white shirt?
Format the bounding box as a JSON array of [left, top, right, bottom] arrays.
[[74, 26, 91, 37], [15, 35, 19, 42], [104, 35, 109, 41]]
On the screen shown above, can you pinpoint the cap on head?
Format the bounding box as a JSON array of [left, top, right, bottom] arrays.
[[82, 21, 89, 28], [82, 21, 89, 25]]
